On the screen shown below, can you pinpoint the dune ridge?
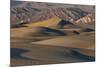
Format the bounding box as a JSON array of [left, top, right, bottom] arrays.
[[11, 1, 95, 66]]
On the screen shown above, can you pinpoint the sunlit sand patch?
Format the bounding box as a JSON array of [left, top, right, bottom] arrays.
[[26, 16, 61, 27], [32, 35, 94, 49]]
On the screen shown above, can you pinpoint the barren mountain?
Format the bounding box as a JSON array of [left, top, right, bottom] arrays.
[[11, 1, 95, 28]]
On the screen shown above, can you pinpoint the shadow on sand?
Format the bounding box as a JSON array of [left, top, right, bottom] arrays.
[[70, 50, 95, 61], [11, 48, 32, 60]]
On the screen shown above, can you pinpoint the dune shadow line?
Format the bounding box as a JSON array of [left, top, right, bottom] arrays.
[[11, 48, 32, 60], [71, 50, 95, 61]]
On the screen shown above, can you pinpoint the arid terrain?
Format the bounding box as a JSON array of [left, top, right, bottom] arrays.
[[11, 1, 95, 67]]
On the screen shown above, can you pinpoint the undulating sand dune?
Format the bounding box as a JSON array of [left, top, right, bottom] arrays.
[[26, 16, 61, 27], [11, 25, 95, 66], [11, 14, 95, 66], [32, 33, 94, 49], [11, 1, 95, 66], [11, 45, 95, 66]]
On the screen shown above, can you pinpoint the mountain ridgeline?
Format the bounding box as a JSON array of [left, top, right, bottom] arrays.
[[11, 1, 95, 28]]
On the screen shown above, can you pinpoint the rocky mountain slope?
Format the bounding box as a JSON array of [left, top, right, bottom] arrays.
[[11, 1, 95, 28]]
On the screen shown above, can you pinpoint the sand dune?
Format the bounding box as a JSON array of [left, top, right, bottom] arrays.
[[26, 16, 61, 27], [11, 2, 95, 66], [32, 33, 94, 49], [11, 21, 95, 66], [11, 45, 95, 66]]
